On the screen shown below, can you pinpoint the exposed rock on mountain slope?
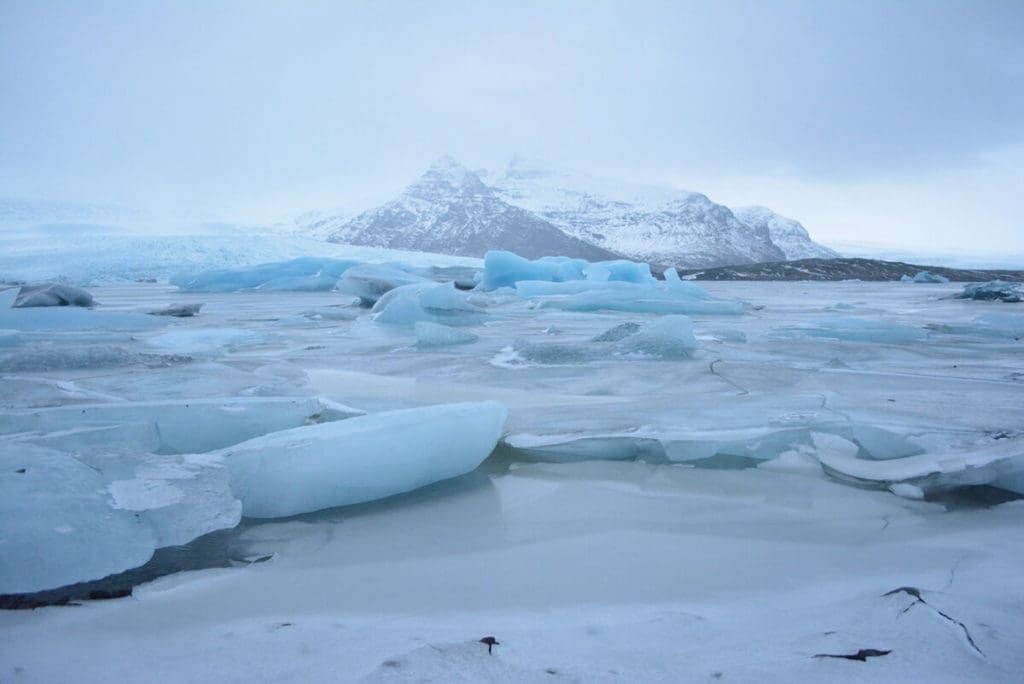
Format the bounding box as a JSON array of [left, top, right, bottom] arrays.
[[324, 157, 621, 261], [677, 258, 1024, 282], [732, 206, 840, 260], [492, 157, 786, 268]]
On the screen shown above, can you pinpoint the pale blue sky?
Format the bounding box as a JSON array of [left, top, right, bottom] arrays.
[[1, 0, 1022, 250]]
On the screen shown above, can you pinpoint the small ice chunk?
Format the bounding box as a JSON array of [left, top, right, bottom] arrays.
[[900, 274, 914, 282], [148, 302, 203, 317], [12, 283, 94, 308], [336, 263, 430, 306], [889, 483, 925, 500], [223, 401, 507, 518], [415, 321, 479, 347], [912, 271, 949, 283], [615, 315, 699, 358]]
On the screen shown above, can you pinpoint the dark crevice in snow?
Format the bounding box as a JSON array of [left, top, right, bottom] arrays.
[[884, 586, 985, 658], [813, 648, 891, 662]]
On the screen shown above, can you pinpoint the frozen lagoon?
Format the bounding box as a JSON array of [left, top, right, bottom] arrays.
[[2, 277, 1023, 682]]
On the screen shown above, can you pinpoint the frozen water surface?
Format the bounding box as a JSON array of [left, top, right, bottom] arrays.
[[2, 274, 1023, 682]]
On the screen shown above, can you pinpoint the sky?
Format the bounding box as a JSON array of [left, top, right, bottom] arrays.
[[1, 0, 1022, 253]]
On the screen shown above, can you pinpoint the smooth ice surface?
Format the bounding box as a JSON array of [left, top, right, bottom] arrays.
[[224, 401, 507, 518], [13, 284, 94, 308], [91, 451, 242, 547], [414, 321, 479, 347], [0, 444, 157, 594], [0, 306, 164, 333], [171, 257, 359, 292], [792, 316, 928, 343]]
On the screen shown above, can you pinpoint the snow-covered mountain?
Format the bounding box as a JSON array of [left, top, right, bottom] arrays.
[[323, 157, 621, 261], [492, 158, 787, 268], [731, 206, 839, 260], [306, 156, 839, 268]]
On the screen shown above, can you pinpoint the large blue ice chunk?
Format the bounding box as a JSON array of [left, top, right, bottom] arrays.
[[336, 263, 430, 306], [171, 257, 359, 292], [957, 280, 1022, 303], [372, 282, 486, 327], [223, 401, 508, 518], [477, 251, 653, 291], [477, 251, 588, 290], [539, 285, 744, 315]]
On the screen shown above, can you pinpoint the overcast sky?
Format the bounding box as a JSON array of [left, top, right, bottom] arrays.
[[1, 0, 1022, 252]]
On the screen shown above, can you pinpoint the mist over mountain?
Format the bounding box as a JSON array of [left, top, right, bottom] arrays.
[[314, 157, 620, 261], [304, 156, 837, 268]]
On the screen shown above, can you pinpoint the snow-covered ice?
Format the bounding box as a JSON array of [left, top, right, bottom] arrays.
[[2, 260, 1023, 683]]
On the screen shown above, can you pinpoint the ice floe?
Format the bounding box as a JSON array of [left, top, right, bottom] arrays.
[[956, 280, 1022, 303], [0, 444, 158, 594], [224, 401, 507, 518], [372, 282, 486, 327], [12, 283, 95, 308], [336, 263, 430, 306], [0, 397, 337, 454]]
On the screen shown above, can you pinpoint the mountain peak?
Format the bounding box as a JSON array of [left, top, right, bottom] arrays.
[[732, 206, 839, 260]]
